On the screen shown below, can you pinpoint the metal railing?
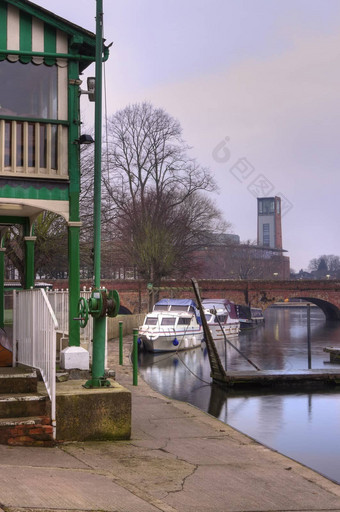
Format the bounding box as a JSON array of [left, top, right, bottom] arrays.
[[13, 288, 58, 439], [47, 289, 92, 356], [46, 288, 107, 365]]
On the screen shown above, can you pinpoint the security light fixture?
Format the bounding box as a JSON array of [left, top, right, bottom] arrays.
[[87, 77, 95, 102], [79, 77, 96, 102], [75, 134, 94, 145]]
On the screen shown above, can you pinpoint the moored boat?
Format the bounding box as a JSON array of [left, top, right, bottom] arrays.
[[202, 299, 240, 339], [236, 304, 265, 329], [138, 299, 203, 352], [250, 307, 265, 325]]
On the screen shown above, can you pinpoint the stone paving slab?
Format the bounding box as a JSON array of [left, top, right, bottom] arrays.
[[0, 465, 160, 512], [0, 445, 89, 469], [0, 338, 340, 512]]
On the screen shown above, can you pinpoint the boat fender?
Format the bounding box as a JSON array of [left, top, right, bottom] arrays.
[[173, 338, 179, 347]]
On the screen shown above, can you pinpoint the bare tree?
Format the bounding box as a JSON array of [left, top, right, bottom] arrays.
[[102, 102, 226, 285], [308, 254, 340, 278]]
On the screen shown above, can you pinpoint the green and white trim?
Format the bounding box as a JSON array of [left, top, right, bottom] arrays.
[[0, 2, 68, 66]]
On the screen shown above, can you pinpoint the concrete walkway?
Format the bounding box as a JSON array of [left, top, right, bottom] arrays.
[[0, 337, 340, 512]]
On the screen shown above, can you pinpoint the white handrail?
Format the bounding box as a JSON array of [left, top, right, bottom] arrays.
[[14, 289, 58, 439]]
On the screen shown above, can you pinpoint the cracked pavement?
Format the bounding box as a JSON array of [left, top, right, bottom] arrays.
[[0, 338, 340, 512]]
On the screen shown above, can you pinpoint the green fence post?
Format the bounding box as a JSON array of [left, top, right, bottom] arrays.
[[133, 328, 138, 386], [119, 321, 123, 365]]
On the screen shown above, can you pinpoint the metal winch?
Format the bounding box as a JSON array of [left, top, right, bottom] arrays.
[[76, 288, 120, 327]]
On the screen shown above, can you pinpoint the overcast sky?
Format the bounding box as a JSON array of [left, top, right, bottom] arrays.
[[38, 0, 340, 271]]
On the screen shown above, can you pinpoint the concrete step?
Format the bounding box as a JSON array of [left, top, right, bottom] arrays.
[[0, 416, 54, 446], [0, 393, 50, 419], [0, 367, 38, 394]]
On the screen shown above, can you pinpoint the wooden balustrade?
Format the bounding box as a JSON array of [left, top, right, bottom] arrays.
[[0, 119, 68, 179]]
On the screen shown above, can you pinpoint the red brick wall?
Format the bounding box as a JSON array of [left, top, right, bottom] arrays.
[[48, 278, 340, 315]]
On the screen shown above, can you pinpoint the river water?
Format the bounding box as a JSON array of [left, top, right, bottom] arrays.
[[138, 306, 340, 484]]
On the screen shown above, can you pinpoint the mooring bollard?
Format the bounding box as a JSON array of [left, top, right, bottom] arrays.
[[119, 321, 123, 365], [133, 328, 138, 386]]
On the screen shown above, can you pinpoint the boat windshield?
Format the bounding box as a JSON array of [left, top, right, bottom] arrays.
[[170, 305, 188, 312], [205, 314, 213, 322], [145, 316, 158, 326], [216, 315, 227, 323], [153, 305, 169, 311], [161, 317, 176, 326]]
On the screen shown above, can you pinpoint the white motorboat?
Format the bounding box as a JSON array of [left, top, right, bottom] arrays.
[[138, 299, 203, 353], [202, 299, 240, 339]]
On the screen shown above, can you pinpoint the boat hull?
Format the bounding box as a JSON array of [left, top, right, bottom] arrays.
[[139, 330, 203, 353], [208, 324, 240, 339]]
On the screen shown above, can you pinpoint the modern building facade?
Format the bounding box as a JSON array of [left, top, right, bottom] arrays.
[[257, 196, 282, 250], [194, 196, 290, 280]]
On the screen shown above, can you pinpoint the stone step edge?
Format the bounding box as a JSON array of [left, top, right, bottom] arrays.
[[0, 416, 51, 427], [0, 372, 37, 379], [0, 394, 48, 403]]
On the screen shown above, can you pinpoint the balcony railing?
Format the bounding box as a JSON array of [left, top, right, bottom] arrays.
[[0, 118, 68, 179]]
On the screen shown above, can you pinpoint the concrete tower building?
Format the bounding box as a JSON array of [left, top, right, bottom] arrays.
[[257, 196, 282, 249]]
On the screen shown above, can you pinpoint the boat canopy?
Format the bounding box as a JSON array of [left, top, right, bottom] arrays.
[[154, 299, 201, 324], [156, 299, 197, 307], [202, 299, 238, 319]]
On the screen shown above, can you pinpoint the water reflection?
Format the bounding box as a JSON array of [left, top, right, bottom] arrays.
[[139, 306, 340, 483]]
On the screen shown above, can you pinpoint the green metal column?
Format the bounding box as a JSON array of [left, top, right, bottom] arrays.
[[0, 248, 6, 328], [67, 40, 82, 348], [68, 222, 81, 346], [85, 0, 109, 388], [93, 0, 103, 290], [24, 236, 36, 289]]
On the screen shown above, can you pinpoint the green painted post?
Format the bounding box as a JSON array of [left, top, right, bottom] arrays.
[[0, 248, 5, 328], [67, 34, 81, 349], [68, 223, 81, 346], [24, 236, 36, 289], [84, 0, 110, 388], [133, 328, 138, 386], [119, 321, 123, 365], [92, 0, 104, 291], [91, 315, 107, 383]]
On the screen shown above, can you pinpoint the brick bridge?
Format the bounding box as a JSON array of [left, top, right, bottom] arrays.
[[70, 279, 340, 320]]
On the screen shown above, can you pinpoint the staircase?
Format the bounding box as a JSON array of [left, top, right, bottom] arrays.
[[0, 367, 54, 446]]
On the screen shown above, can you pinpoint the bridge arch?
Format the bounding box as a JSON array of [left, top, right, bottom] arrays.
[[292, 297, 340, 321], [251, 291, 340, 321]]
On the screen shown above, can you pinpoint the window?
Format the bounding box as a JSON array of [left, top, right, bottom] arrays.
[[161, 318, 176, 326], [263, 223, 270, 246], [259, 198, 275, 215], [170, 305, 187, 312], [177, 317, 191, 325], [154, 305, 169, 311], [145, 317, 157, 326], [276, 199, 280, 214], [0, 61, 58, 119], [216, 315, 227, 323]]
